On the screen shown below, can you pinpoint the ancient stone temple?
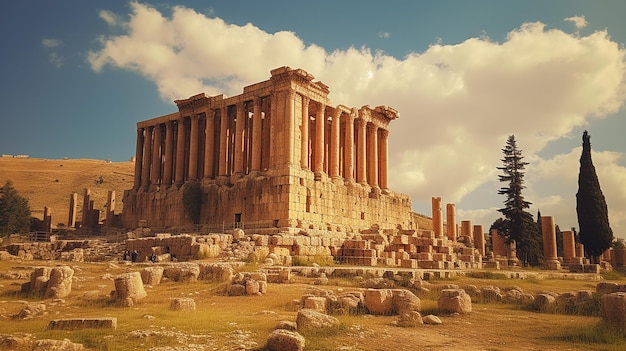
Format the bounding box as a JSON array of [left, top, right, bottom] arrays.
[[122, 67, 416, 234]]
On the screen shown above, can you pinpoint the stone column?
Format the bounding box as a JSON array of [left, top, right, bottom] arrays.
[[300, 97, 310, 169], [379, 129, 389, 190], [68, 192, 77, 228], [461, 220, 472, 237], [188, 115, 199, 180], [141, 126, 153, 189], [367, 124, 379, 188], [329, 108, 341, 178], [43, 207, 52, 233], [431, 197, 443, 238], [163, 121, 174, 186], [314, 103, 325, 175], [234, 103, 245, 174], [150, 124, 162, 186], [204, 110, 215, 178], [445, 203, 457, 241], [562, 230, 576, 263], [174, 118, 186, 185], [218, 106, 228, 176], [105, 190, 115, 227], [81, 188, 91, 228], [473, 225, 485, 256], [356, 118, 367, 184], [575, 243, 585, 258], [133, 128, 144, 190], [252, 99, 262, 171], [491, 229, 506, 257], [344, 111, 355, 182], [286, 91, 296, 166], [541, 216, 560, 270]]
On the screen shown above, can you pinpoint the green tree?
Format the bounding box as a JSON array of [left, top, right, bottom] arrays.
[[0, 180, 31, 236], [182, 181, 203, 225], [494, 135, 543, 266], [576, 130, 613, 262]]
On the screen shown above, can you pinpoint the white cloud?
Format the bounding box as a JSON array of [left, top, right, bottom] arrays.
[[41, 38, 61, 48], [88, 3, 626, 237], [378, 31, 390, 39], [565, 15, 588, 30]]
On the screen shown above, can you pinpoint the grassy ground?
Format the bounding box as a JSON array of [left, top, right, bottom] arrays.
[[1, 259, 625, 350]]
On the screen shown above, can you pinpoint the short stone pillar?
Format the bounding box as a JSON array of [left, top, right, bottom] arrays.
[[562, 230, 576, 263], [105, 190, 116, 227], [460, 220, 472, 237], [576, 243, 585, 258], [43, 207, 52, 233], [541, 216, 560, 270], [445, 203, 456, 241], [491, 229, 507, 257], [431, 197, 443, 238], [472, 225, 485, 256], [113, 272, 147, 307], [601, 292, 626, 332]]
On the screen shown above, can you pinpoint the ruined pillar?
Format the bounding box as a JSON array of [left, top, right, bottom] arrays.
[[218, 107, 228, 176], [81, 189, 91, 228], [314, 103, 325, 175], [562, 230, 576, 263], [150, 124, 162, 186], [234, 103, 244, 174], [356, 117, 367, 184], [461, 220, 472, 239], [541, 216, 560, 270], [68, 193, 77, 228], [43, 207, 52, 233], [174, 118, 186, 185], [300, 97, 310, 170], [575, 243, 585, 258], [445, 203, 457, 241], [187, 115, 199, 180], [367, 124, 379, 188], [252, 99, 262, 171], [491, 229, 507, 257], [431, 197, 443, 237], [133, 128, 144, 190], [141, 126, 153, 189], [163, 121, 174, 186], [379, 129, 389, 190], [473, 225, 485, 256], [204, 110, 215, 178], [344, 111, 355, 182], [105, 190, 115, 227], [329, 108, 341, 178]]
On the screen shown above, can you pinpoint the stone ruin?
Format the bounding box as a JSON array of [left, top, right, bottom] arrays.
[[20, 266, 74, 299]]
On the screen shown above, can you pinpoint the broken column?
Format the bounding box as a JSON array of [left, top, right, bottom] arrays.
[[491, 229, 507, 257], [68, 193, 77, 228], [445, 203, 456, 241], [431, 197, 443, 238], [541, 216, 561, 270], [105, 190, 116, 227], [473, 225, 485, 256], [81, 188, 91, 228], [562, 230, 576, 263], [43, 207, 52, 233]]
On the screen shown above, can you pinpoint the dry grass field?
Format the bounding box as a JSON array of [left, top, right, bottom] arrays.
[[0, 158, 134, 225], [1, 258, 626, 351]]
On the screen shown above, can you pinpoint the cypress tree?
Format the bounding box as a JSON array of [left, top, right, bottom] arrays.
[[495, 135, 543, 266], [576, 130, 613, 261]]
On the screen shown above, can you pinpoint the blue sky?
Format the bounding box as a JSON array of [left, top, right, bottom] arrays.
[[1, 1, 625, 239]]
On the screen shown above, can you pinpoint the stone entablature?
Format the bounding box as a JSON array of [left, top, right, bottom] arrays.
[[122, 67, 414, 233]]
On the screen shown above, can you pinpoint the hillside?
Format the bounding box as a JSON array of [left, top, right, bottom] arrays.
[[0, 157, 135, 226]]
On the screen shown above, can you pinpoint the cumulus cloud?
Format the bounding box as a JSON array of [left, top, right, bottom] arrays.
[[88, 2, 626, 237], [565, 15, 588, 30]]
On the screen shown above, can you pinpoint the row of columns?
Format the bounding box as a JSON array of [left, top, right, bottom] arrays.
[[300, 98, 389, 189]]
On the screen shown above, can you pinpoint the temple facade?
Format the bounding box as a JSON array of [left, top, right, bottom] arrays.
[[121, 67, 416, 234]]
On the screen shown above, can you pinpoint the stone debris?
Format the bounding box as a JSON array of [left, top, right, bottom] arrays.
[[266, 329, 305, 351], [21, 266, 73, 298], [170, 297, 196, 311], [437, 289, 472, 314], [163, 262, 201, 282], [227, 272, 267, 296], [296, 309, 340, 331], [274, 320, 298, 332], [47, 317, 117, 330], [12, 303, 46, 320], [112, 271, 147, 306], [422, 314, 443, 325], [364, 288, 421, 315], [396, 311, 424, 327], [141, 266, 164, 286], [32, 338, 84, 351], [601, 292, 626, 331], [0, 333, 34, 349]]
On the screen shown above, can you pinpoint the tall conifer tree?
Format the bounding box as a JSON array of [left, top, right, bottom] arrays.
[[0, 180, 31, 236], [494, 135, 542, 265], [576, 131, 613, 261]]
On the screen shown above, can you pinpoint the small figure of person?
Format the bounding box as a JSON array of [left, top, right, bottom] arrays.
[[131, 250, 138, 263], [150, 253, 157, 263], [122, 250, 129, 261]]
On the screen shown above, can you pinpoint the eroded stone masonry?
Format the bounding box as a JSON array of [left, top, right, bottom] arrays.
[[122, 67, 416, 234]]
